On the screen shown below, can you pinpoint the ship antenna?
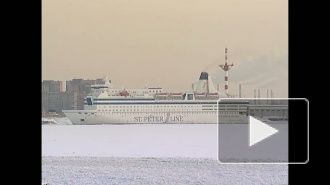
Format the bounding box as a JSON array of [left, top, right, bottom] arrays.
[[225, 47, 228, 64]]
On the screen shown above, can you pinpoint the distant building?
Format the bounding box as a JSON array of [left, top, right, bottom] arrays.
[[42, 92, 77, 114], [65, 78, 105, 110], [65, 78, 104, 93], [42, 78, 105, 113], [42, 80, 63, 92]]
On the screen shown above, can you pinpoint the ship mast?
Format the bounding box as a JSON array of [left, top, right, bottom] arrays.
[[219, 48, 234, 95]]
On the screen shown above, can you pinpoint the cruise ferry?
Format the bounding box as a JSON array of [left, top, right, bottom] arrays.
[[63, 72, 249, 125]]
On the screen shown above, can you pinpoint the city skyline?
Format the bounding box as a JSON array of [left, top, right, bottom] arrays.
[[42, 0, 288, 98]]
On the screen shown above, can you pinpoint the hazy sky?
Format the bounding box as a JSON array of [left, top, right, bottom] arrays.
[[42, 0, 288, 98]]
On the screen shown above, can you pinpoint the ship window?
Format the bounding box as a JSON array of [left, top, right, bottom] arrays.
[[80, 119, 84, 121]]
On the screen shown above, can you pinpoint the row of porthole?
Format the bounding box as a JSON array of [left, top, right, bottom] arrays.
[[97, 110, 209, 112], [94, 112, 218, 115], [252, 110, 286, 111], [107, 112, 217, 115], [102, 106, 202, 108]]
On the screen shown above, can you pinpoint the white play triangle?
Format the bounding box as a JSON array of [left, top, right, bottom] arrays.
[[249, 116, 279, 147]]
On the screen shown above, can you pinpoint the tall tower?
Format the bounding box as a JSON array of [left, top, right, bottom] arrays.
[[219, 48, 234, 95]]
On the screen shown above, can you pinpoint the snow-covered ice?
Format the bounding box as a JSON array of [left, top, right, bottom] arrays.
[[42, 156, 288, 185], [42, 124, 288, 184], [42, 117, 72, 125], [42, 124, 218, 158]]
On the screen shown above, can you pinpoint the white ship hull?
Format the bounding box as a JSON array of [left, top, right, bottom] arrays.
[[63, 109, 247, 125], [62, 72, 249, 125]]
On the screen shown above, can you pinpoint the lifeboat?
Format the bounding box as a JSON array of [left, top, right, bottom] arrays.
[[156, 93, 169, 96], [170, 93, 183, 96], [195, 93, 206, 96], [119, 91, 129, 97], [207, 93, 219, 96]]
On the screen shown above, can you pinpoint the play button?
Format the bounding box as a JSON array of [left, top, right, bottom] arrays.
[[249, 116, 279, 147], [218, 98, 292, 163]]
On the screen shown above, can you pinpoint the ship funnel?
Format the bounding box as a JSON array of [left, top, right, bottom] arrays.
[[199, 72, 208, 80], [196, 72, 212, 93]]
